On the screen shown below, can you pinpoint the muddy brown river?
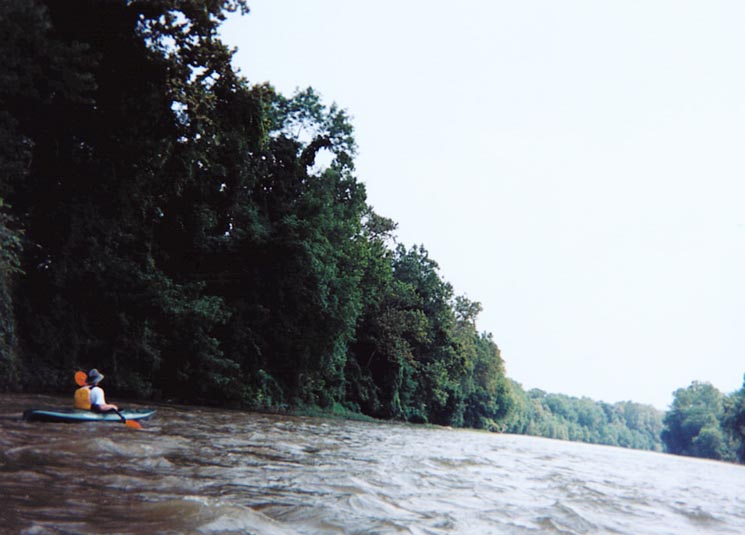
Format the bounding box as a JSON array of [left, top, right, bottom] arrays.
[[1, 394, 744, 534]]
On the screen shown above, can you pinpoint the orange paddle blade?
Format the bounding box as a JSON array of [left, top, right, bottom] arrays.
[[124, 420, 143, 430], [75, 371, 87, 387]]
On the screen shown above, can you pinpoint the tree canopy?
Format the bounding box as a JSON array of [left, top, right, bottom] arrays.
[[1, 0, 515, 429], [661, 381, 741, 462], [506, 384, 664, 451], [722, 377, 745, 463]]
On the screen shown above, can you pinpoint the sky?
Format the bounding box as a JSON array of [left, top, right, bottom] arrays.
[[220, 1, 745, 410]]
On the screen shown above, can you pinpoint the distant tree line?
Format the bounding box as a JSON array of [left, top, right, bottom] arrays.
[[505, 383, 664, 451], [500, 379, 745, 461]]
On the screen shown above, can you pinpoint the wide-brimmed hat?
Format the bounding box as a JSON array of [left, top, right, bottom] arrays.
[[86, 368, 104, 385]]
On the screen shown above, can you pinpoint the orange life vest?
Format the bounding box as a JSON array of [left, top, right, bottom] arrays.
[[74, 386, 91, 410]]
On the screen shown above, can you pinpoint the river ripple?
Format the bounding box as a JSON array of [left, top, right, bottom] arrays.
[[1, 394, 744, 535]]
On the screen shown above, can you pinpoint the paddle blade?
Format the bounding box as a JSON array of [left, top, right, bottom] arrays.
[[124, 420, 143, 430], [75, 371, 87, 387]]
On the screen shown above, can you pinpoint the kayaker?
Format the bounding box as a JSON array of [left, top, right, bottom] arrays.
[[74, 368, 119, 413]]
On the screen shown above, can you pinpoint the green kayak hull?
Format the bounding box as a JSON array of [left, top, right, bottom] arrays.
[[23, 408, 156, 423]]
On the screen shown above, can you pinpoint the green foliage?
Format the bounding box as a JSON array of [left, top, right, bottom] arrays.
[[661, 381, 737, 461], [0, 0, 88, 388], [505, 384, 664, 451], [344, 241, 514, 428], [2, 0, 253, 398], [722, 376, 745, 463], [0, 199, 24, 385]]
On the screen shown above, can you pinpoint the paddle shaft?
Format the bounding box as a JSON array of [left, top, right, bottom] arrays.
[[114, 408, 142, 429]]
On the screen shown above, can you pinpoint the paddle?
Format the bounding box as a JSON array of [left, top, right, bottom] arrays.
[[75, 371, 142, 429]]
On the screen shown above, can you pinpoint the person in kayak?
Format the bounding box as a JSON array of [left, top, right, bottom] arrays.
[[74, 368, 119, 413]]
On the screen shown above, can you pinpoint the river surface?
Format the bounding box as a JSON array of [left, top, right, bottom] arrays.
[[1, 394, 744, 535]]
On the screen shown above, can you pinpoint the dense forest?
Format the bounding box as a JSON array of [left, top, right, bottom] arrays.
[[1, 0, 743, 462], [0, 0, 513, 429]]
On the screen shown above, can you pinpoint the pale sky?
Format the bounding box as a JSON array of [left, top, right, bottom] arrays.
[[221, 1, 745, 410]]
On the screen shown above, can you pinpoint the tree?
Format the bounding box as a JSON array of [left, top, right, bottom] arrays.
[[722, 375, 745, 463], [461, 331, 513, 430], [208, 86, 369, 406], [661, 381, 735, 461], [346, 245, 432, 421], [390, 245, 460, 424], [0, 0, 96, 388], [6, 0, 251, 397]]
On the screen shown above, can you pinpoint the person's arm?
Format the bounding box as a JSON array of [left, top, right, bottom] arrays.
[[98, 400, 119, 411], [90, 386, 118, 411]]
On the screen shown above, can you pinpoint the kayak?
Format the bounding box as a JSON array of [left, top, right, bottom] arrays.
[[23, 408, 156, 423]]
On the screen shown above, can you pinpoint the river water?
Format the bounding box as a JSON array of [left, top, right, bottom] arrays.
[[1, 394, 743, 535]]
